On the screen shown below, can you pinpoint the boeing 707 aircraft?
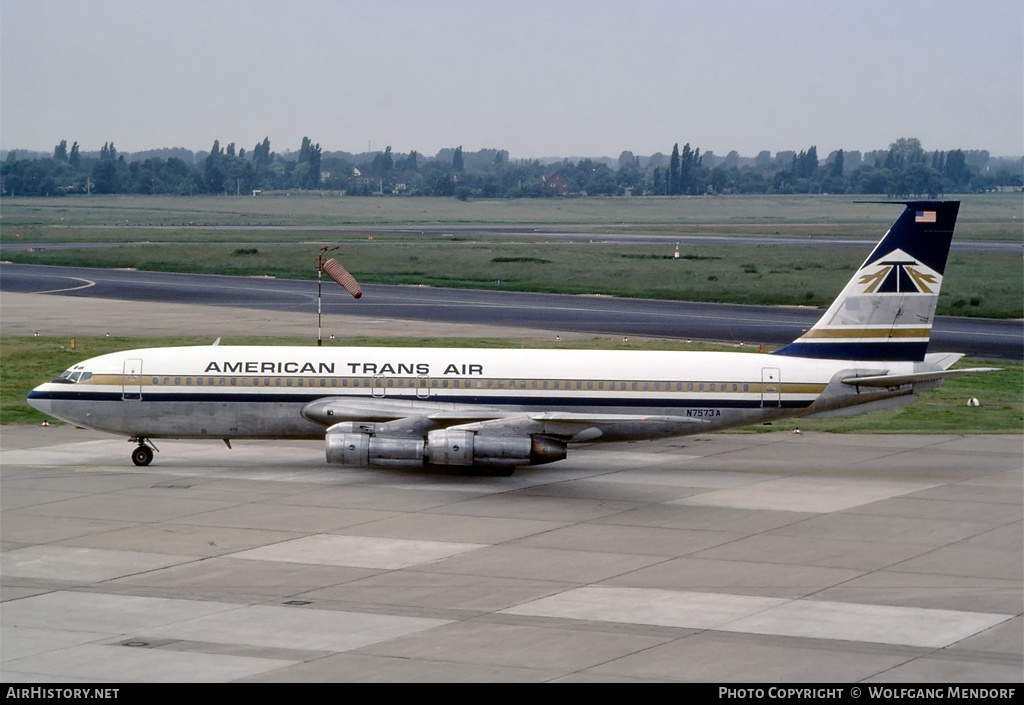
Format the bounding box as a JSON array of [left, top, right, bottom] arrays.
[[28, 201, 997, 474]]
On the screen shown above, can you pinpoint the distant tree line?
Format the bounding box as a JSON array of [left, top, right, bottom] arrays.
[[2, 135, 1020, 198]]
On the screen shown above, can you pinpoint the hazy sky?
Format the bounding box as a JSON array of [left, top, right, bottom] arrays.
[[2, 0, 1021, 159]]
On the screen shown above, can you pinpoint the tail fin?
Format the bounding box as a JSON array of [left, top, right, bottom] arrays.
[[774, 200, 959, 361]]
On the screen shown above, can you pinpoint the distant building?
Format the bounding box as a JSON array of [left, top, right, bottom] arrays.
[[542, 171, 570, 197], [349, 167, 378, 191]]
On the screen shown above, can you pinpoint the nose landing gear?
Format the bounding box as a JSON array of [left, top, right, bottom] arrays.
[[129, 438, 158, 466]]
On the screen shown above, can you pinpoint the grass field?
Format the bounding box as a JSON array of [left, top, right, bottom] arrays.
[[3, 335, 1020, 433], [2, 193, 1021, 238], [2, 194, 1021, 317]]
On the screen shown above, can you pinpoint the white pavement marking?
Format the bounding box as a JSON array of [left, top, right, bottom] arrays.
[[228, 533, 488, 570], [669, 476, 942, 513], [2, 545, 196, 582], [503, 586, 1014, 648]]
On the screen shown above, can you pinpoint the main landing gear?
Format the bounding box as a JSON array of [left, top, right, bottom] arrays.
[[130, 438, 158, 466]]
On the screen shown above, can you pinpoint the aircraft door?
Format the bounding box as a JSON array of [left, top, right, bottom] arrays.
[[761, 367, 781, 407], [416, 376, 431, 399], [122, 358, 143, 401]]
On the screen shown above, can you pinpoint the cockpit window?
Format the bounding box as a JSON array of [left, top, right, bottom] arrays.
[[52, 368, 92, 384]]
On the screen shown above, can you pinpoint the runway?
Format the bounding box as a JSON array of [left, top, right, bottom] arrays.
[[2, 263, 1021, 360], [1, 293, 1021, 682]]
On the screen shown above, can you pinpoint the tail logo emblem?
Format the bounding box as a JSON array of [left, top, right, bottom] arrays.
[[856, 248, 941, 294]]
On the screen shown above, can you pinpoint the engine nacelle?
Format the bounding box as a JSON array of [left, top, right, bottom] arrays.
[[325, 427, 567, 469], [427, 430, 566, 467], [325, 431, 424, 467]]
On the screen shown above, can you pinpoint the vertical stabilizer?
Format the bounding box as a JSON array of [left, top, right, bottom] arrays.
[[774, 201, 959, 361]]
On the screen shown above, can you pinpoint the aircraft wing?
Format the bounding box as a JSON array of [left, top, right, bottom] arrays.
[[304, 397, 704, 442], [302, 397, 502, 423], [445, 412, 705, 440]]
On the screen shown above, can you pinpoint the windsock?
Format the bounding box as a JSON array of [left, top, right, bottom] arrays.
[[322, 258, 363, 299]]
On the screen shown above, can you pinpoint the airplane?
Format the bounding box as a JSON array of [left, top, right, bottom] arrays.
[[27, 200, 999, 475]]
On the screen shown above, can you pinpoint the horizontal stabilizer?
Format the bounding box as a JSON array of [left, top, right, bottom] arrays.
[[842, 367, 1001, 388]]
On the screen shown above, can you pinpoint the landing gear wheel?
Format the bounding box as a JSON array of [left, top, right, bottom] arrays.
[[131, 445, 154, 466]]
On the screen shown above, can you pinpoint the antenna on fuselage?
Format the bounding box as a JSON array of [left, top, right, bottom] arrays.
[[317, 246, 363, 346]]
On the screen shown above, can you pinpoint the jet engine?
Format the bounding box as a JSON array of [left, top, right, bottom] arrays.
[[426, 429, 566, 468], [324, 425, 566, 469], [325, 431, 424, 468]]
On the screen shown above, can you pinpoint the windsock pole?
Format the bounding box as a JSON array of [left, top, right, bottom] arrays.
[[317, 245, 339, 346]]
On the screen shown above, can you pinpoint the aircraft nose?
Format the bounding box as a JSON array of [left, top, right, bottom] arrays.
[[27, 389, 52, 416]]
